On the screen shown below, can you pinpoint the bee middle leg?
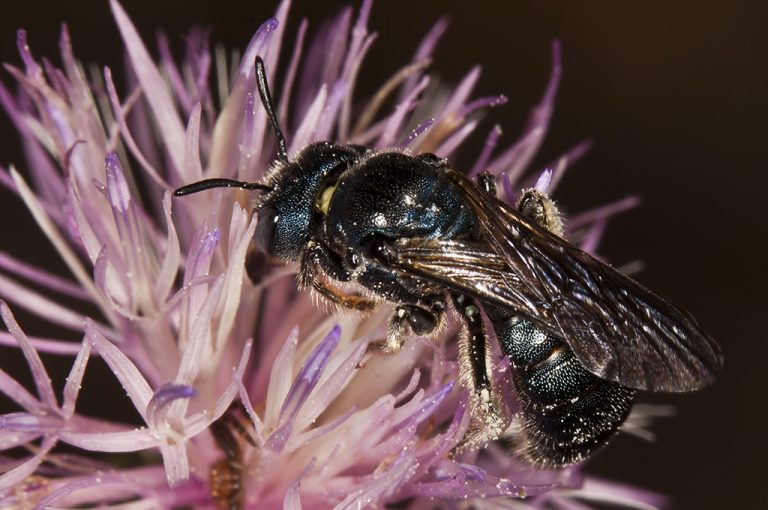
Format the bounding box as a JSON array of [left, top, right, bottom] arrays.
[[383, 297, 446, 353]]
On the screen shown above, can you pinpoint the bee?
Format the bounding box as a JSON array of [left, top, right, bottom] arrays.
[[175, 57, 723, 468]]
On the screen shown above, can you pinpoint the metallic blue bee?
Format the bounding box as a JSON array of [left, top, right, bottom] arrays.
[[176, 57, 723, 468]]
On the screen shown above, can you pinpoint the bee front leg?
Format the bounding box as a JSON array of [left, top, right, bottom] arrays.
[[300, 238, 377, 311], [451, 293, 507, 449]]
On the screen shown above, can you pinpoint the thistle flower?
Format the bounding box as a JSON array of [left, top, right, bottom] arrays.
[[0, 1, 666, 508]]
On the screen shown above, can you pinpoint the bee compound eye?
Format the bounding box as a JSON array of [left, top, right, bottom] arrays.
[[254, 206, 279, 255]]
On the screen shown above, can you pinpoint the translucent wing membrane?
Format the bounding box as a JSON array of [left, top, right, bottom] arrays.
[[387, 167, 723, 392]]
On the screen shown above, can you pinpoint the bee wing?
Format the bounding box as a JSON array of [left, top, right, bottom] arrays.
[[390, 168, 723, 392]]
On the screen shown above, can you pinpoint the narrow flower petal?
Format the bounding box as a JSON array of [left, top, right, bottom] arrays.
[[59, 428, 158, 452], [159, 439, 190, 487], [61, 337, 92, 418], [0, 367, 40, 411], [110, 0, 186, 175], [568, 195, 642, 230], [85, 319, 153, 419], [0, 302, 57, 408], [399, 17, 449, 102], [268, 326, 341, 450], [470, 124, 503, 177], [146, 384, 197, 434], [10, 168, 106, 318], [102, 66, 169, 189], [0, 251, 90, 300], [0, 435, 57, 491], [265, 326, 299, 427]]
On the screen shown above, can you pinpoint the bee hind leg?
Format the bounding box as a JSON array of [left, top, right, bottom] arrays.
[[517, 188, 565, 237], [451, 293, 508, 449]]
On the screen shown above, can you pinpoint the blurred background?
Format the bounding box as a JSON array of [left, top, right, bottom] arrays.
[[0, 1, 764, 508]]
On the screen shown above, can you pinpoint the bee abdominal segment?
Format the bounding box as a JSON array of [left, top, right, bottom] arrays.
[[491, 313, 635, 467]]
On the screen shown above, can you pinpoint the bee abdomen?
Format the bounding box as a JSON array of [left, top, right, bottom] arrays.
[[495, 318, 635, 467]]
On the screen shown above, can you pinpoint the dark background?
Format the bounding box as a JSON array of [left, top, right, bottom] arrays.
[[0, 1, 764, 508]]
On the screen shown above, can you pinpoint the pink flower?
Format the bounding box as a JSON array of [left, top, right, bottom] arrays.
[[0, 1, 664, 508]]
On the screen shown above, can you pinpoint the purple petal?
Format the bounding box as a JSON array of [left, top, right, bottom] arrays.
[[399, 117, 434, 149], [335, 452, 414, 510], [399, 17, 449, 102], [0, 367, 40, 411], [293, 338, 368, 432], [0, 412, 62, 434], [501, 172, 515, 204], [183, 227, 221, 285], [0, 302, 57, 408], [378, 75, 430, 147], [61, 337, 92, 418], [470, 124, 503, 177], [490, 40, 563, 182], [435, 119, 478, 157], [176, 276, 225, 385], [146, 384, 197, 434], [277, 18, 309, 127], [535, 168, 553, 193], [102, 67, 169, 189], [290, 84, 328, 154], [110, 0, 186, 175], [267, 325, 341, 450], [59, 428, 157, 453], [159, 438, 189, 487], [579, 219, 607, 254], [183, 103, 203, 181], [0, 272, 86, 333], [568, 196, 642, 230], [265, 326, 299, 426], [544, 139, 593, 192], [440, 65, 481, 119], [394, 381, 454, 429], [84, 319, 153, 418], [0, 251, 89, 301], [157, 32, 192, 115], [459, 94, 508, 118], [0, 435, 57, 492]]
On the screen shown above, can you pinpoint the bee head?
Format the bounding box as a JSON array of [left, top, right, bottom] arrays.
[[254, 142, 364, 261]]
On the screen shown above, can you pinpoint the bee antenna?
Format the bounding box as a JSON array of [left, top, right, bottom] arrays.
[[255, 56, 289, 164], [173, 178, 272, 197]]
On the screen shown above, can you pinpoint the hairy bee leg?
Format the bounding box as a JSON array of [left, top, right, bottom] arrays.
[[516, 188, 565, 237], [299, 237, 377, 311], [299, 238, 353, 287], [383, 299, 445, 353], [451, 293, 507, 447], [312, 278, 377, 311]]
